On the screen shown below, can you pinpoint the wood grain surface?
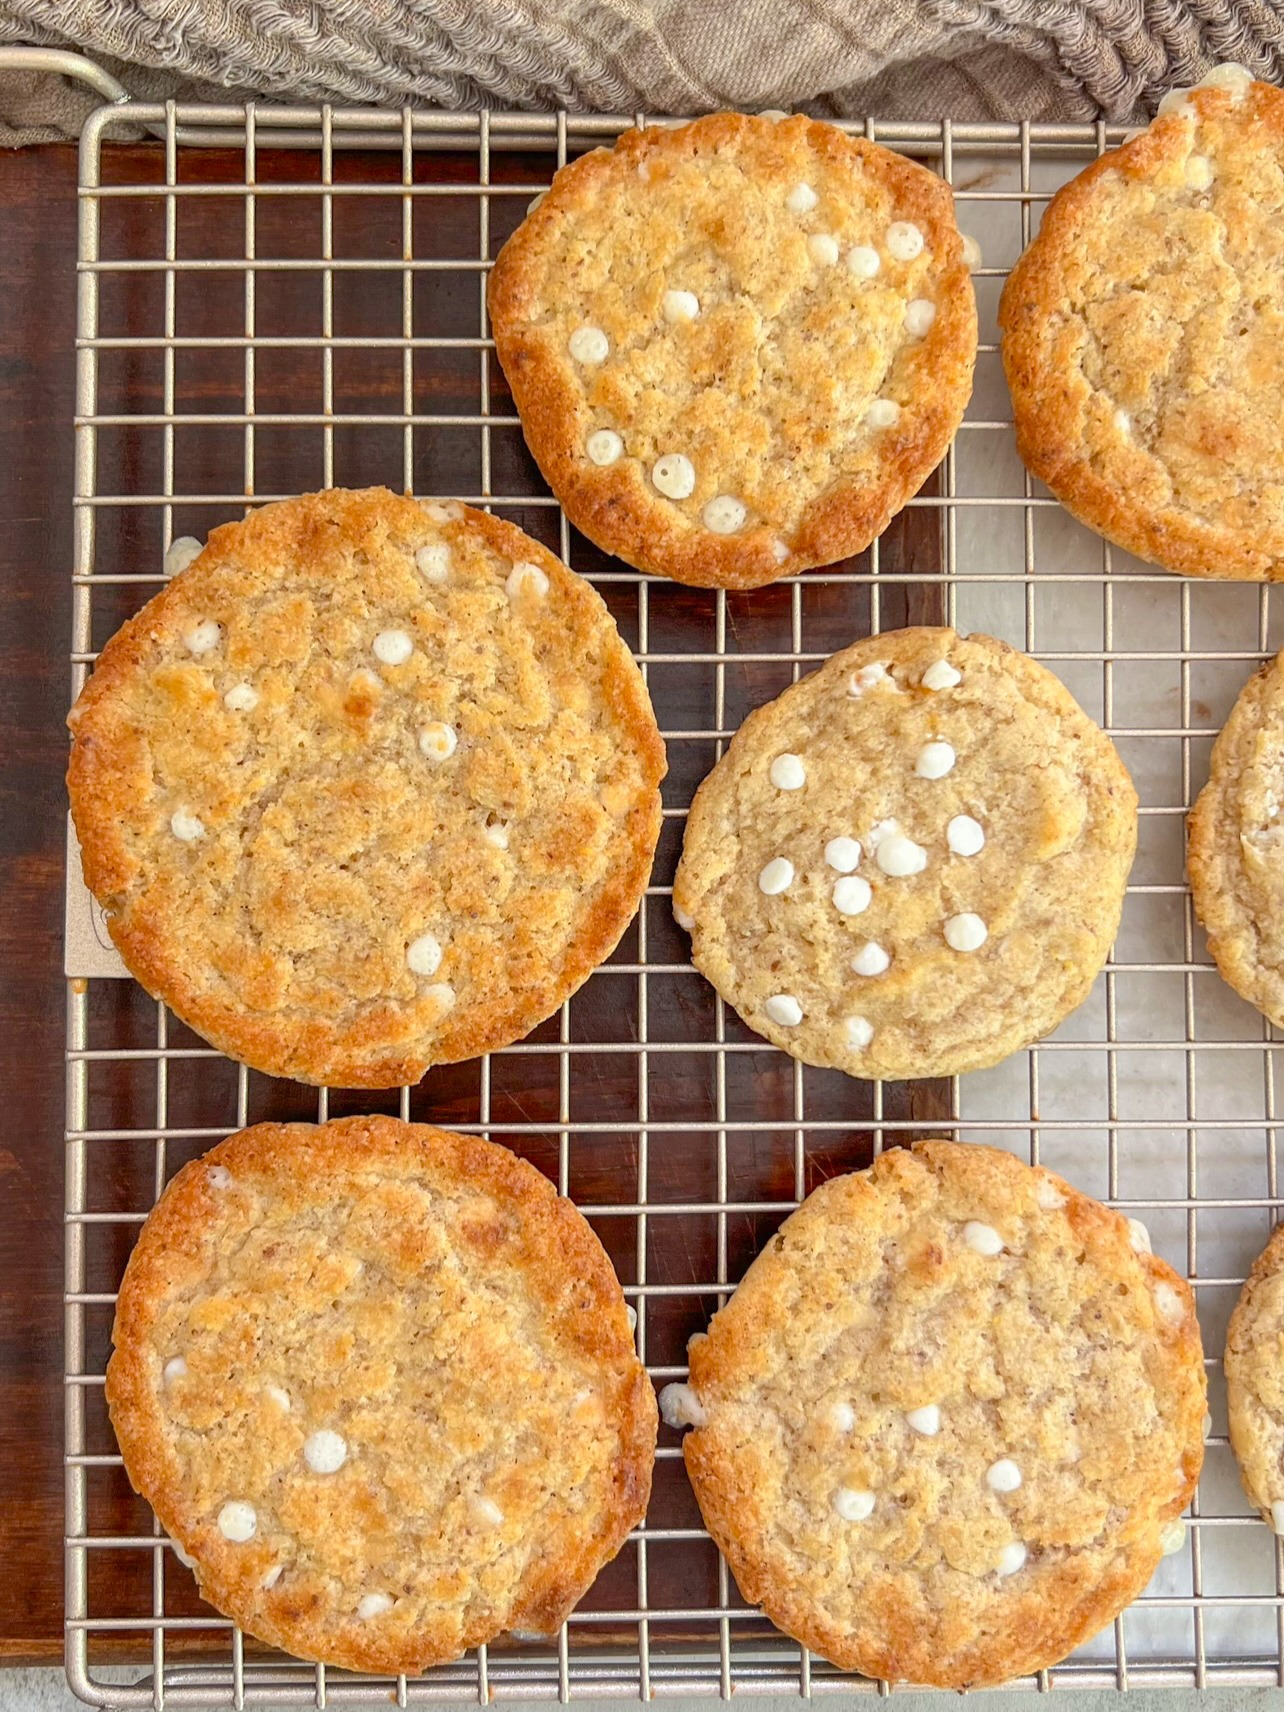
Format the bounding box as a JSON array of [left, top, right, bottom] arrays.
[[0, 134, 950, 1668]]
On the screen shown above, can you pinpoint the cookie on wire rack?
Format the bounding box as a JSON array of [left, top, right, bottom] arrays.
[[1225, 1221, 1284, 1535], [672, 627, 1137, 1080], [1001, 66, 1284, 581], [488, 112, 977, 590], [67, 487, 665, 1087], [664, 1140, 1205, 1689], [105, 1115, 656, 1676]]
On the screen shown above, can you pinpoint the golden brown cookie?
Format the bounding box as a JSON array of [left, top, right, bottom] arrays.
[[489, 113, 976, 590], [1225, 1221, 1284, 1534], [1188, 649, 1284, 1024], [105, 1115, 656, 1676], [1001, 66, 1284, 581], [666, 1141, 1205, 1689], [672, 628, 1136, 1080], [67, 487, 665, 1086]]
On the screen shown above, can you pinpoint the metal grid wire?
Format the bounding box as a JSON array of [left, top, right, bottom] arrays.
[[57, 90, 1284, 1706]]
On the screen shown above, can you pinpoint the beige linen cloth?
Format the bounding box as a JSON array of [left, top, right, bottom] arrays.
[[2, 0, 1284, 143]]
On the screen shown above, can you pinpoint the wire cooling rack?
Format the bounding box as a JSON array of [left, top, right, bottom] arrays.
[[43, 60, 1284, 1707]]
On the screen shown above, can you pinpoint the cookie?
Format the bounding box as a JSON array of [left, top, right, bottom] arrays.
[[1187, 650, 1284, 1025], [67, 487, 665, 1087], [489, 113, 976, 590], [672, 628, 1136, 1080], [666, 1140, 1205, 1689], [1001, 66, 1284, 581], [105, 1115, 656, 1676], [1225, 1221, 1284, 1534]]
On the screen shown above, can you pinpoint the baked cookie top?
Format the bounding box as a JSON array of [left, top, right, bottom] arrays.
[[1187, 649, 1284, 1025], [67, 487, 665, 1087], [488, 113, 976, 590], [675, 1141, 1205, 1689], [1225, 1221, 1284, 1533], [105, 1116, 656, 1677], [672, 628, 1136, 1080], [1001, 66, 1284, 581]]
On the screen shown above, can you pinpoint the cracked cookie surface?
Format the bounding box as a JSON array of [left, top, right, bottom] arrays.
[[106, 1115, 656, 1676], [1001, 69, 1284, 580], [67, 487, 665, 1086], [679, 1141, 1205, 1688]]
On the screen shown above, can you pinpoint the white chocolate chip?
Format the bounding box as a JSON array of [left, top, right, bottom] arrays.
[[163, 1356, 187, 1384], [218, 1501, 256, 1543], [373, 628, 413, 666], [1035, 1176, 1066, 1210], [658, 1382, 708, 1428], [846, 244, 881, 279], [771, 538, 790, 563], [765, 993, 803, 1026], [944, 912, 988, 952], [1271, 1500, 1284, 1535], [834, 1486, 875, 1522], [425, 981, 456, 1013], [183, 618, 221, 656], [303, 1429, 348, 1475], [987, 1458, 1023, 1494], [170, 808, 205, 843], [886, 221, 925, 261], [904, 298, 937, 337], [1127, 1217, 1152, 1254], [845, 1015, 874, 1049], [964, 1221, 1004, 1256], [207, 1165, 232, 1190], [824, 836, 862, 873], [1200, 62, 1253, 96], [786, 182, 818, 213], [1202, 1411, 1212, 1441], [418, 722, 457, 762], [922, 658, 961, 691], [406, 932, 443, 977], [876, 833, 927, 877], [416, 543, 451, 584], [357, 1592, 394, 1620], [703, 494, 747, 534], [662, 288, 700, 323], [651, 453, 696, 500], [865, 398, 901, 430], [421, 500, 463, 523], [261, 1564, 284, 1590], [266, 1385, 291, 1411], [1185, 153, 1214, 190], [526, 192, 545, 215], [1157, 87, 1194, 116], [770, 753, 806, 790], [829, 1401, 856, 1431], [807, 233, 839, 265], [1154, 1281, 1186, 1325], [915, 739, 956, 780], [851, 941, 890, 977], [758, 857, 795, 895], [472, 1495, 505, 1526], [1160, 1521, 1187, 1555], [849, 662, 896, 695], [625, 1303, 637, 1331], [1114, 407, 1132, 435], [483, 817, 510, 850], [673, 899, 695, 931], [171, 1539, 196, 1570], [960, 233, 983, 270], [759, 108, 789, 119], [832, 875, 872, 916], [586, 429, 624, 466], [568, 325, 609, 363], [996, 1540, 1027, 1577], [947, 814, 985, 857], [223, 683, 259, 712], [506, 560, 549, 600], [906, 1404, 941, 1436], [164, 536, 202, 579]]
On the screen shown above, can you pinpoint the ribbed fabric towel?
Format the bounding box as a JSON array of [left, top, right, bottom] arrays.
[[4, 0, 1284, 144]]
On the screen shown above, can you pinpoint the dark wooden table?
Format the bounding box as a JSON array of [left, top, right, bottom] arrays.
[[0, 135, 950, 1670]]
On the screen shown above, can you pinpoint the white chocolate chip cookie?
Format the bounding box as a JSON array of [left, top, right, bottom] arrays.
[[67, 487, 665, 1087], [489, 113, 976, 590], [105, 1115, 656, 1677], [673, 628, 1136, 1079], [1225, 1221, 1284, 1534], [1001, 71, 1284, 581], [674, 1141, 1205, 1688]]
